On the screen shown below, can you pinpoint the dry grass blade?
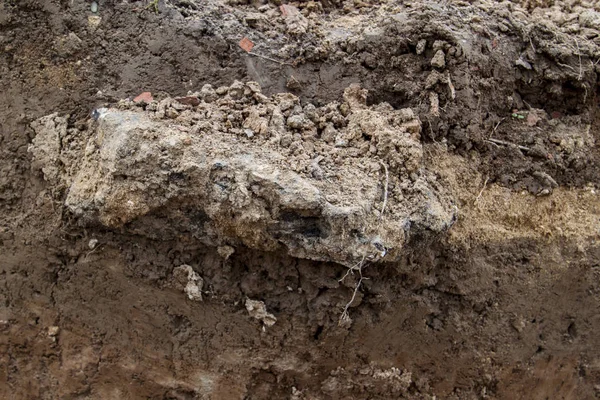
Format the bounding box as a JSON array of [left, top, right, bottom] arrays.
[[486, 138, 531, 152], [379, 161, 389, 220]]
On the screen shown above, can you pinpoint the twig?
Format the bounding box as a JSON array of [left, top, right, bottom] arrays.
[[486, 138, 531, 152], [489, 118, 505, 139], [379, 161, 389, 220], [474, 176, 488, 205], [248, 51, 290, 66]]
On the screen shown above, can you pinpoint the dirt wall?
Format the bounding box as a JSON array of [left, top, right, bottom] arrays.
[[1, 0, 600, 399]]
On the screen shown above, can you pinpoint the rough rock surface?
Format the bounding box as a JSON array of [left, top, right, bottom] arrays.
[[30, 83, 456, 266]]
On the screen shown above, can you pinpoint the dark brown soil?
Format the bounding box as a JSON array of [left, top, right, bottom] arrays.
[[1, 0, 600, 399]]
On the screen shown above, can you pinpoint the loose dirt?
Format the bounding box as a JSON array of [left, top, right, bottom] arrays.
[[1, 0, 599, 399]]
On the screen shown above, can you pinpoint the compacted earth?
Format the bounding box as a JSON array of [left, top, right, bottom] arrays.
[[1, 0, 600, 398]]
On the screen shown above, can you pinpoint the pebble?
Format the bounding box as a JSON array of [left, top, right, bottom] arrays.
[[431, 50, 446, 69], [217, 245, 235, 260], [48, 326, 60, 336], [91, 1, 98, 13], [88, 16, 102, 30], [416, 39, 427, 55]]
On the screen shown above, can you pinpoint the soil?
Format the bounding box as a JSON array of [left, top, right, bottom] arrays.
[[1, 0, 600, 399]]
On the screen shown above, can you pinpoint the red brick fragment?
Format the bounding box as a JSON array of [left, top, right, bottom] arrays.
[[239, 37, 254, 53], [133, 92, 153, 103]]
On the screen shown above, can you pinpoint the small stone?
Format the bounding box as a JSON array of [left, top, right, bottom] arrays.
[[431, 50, 446, 69], [200, 84, 218, 103], [48, 326, 60, 336], [280, 134, 293, 147], [166, 108, 179, 119], [244, 129, 255, 138], [173, 265, 203, 302], [251, 93, 267, 104], [287, 114, 312, 130], [244, 13, 265, 28], [228, 80, 245, 99], [276, 93, 298, 111], [286, 75, 301, 90], [310, 164, 324, 180], [334, 136, 348, 147], [515, 57, 532, 70], [91, 1, 98, 13], [88, 238, 99, 250], [339, 103, 350, 117], [246, 81, 262, 93], [432, 40, 448, 52], [245, 299, 277, 327], [398, 108, 415, 122], [321, 124, 337, 143], [217, 245, 235, 260], [425, 70, 443, 89], [416, 39, 427, 55], [88, 16, 102, 30], [363, 26, 385, 42], [215, 86, 229, 96], [304, 103, 319, 122], [404, 119, 421, 135], [175, 96, 200, 107], [525, 111, 542, 126]]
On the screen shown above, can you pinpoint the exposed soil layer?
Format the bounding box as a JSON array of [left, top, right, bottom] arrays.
[[1, 0, 600, 399]]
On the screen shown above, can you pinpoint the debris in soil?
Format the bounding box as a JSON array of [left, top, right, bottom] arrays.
[[239, 37, 254, 52], [29, 82, 456, 266], [217, 245, 235, 259], [88, 238, 99, 249], [172, 265, 204, 301], [245, 299, 277, 327], [133, 92, 153, 103], [430, 50, 446, 69], [322, 365, 413, 397]]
